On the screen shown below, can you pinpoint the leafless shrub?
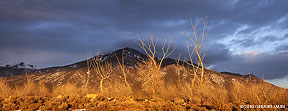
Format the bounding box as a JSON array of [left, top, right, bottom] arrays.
[[115, 52, 132, 91], [87, 52, 113, 93], [184, 17, 209, 87], [136, 34, 175, 97], [0, 78, 12, 97]]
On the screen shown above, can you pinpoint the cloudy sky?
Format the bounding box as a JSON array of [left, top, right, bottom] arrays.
[[0, 0, 287, 87]]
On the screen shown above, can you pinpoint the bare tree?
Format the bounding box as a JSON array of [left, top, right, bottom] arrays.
[[85, 56, 92, 88], [87, 52, 113, 93], [137, 34, 175, 97], [115, 52, 132, 91], [184, 17, 209, 86], [175, 54, 184, 84]]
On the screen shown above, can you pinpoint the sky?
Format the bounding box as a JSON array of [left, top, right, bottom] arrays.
[[0, 0, 287, 87]]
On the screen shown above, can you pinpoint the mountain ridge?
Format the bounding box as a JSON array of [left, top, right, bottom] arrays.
[[1, 47, 283, 90]]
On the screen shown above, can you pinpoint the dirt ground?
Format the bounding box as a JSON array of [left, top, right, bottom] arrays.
[[0, 94, 221, 111]]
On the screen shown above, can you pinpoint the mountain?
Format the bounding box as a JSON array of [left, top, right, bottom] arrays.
[[0, 47, 147, 77], [0, 47, 195, 77], [65, 47, 148, 68], [1, 47, 151, 87], [0, 47, 282, 90], [0, 62, 38, 76]]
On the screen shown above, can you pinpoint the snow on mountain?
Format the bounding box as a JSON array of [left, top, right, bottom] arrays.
[[0, 62, 37, 69], [87, 47, 147, 66], [0, 62, 38, 76]]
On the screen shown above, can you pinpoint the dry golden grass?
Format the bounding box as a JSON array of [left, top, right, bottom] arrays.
[[0, 78, 12, 97], [231, 81, 288, 105], [0, 66, 287, 110], [0, 76, 50, 97]]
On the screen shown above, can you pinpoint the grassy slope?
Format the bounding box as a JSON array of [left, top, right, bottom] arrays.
[[0, 63, 287, 110]]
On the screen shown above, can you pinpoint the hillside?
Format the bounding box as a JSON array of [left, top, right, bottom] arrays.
[[0, 47, 287, 110], [1, 47, 271, 88]]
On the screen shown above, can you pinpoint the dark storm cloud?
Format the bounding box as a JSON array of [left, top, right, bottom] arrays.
[[212, 52, 288, 79], [0, 0, 288, 81], [260, 35, 287, 42], [229, 35, 286, 48], [275, 43, 288, 52], [225, 0, 288, 30], [229, 34, 288, 50], [204, 43, 232, 65], [231, 38, 259, 48]]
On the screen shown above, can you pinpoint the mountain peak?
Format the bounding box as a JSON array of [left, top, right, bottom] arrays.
[[11, 62, 36, 69], [98, 47, 147, 66], [114, 47, 141, 54], [122, 47, 134, 50]]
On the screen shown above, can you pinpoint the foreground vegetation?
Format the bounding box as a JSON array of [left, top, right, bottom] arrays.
[[0, 70, 287, 111]]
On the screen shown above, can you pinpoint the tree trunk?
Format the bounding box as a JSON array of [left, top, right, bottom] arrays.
[[152, 82, 155, 97], [124, 77, 131, 91], [100, 79, 104, 92]]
